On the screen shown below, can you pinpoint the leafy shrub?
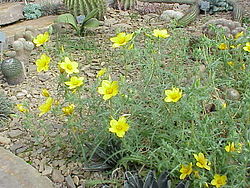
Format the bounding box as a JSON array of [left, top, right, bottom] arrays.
[[19, 25, 250, 187]]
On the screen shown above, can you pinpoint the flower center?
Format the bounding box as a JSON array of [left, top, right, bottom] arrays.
[[67, 64, 73, 71], [116, 124, 123, 131], [118, 37, 126, 44], [106, 88, 113, 94]]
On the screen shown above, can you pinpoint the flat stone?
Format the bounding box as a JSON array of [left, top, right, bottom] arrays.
[[10, 142, 26, 153], [42, 165, 53, 176], [0, 15, 56, 47], [65, 175, 76, 188], [0, 136, 11, 145], [8, 129, 23, 138], [0, 3, 24, 26], [52, 169, 64, 183], [0, 147, 53, 188]]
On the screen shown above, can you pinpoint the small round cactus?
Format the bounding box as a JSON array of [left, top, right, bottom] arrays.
[[1, 58, 25, 85]]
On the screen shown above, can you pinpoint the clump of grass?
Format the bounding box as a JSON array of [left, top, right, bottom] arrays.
[[0, 92, 13, 126]]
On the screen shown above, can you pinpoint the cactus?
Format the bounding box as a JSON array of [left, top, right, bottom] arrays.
[[1, 58, 25, 85], [112, 0, 137, 10], [228, 0, 243, 22], [178, 4, 200, 26], [0, 92, 13, 126], [63, 0, 107, 20]]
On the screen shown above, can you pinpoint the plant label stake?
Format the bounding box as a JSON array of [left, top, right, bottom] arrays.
[[0, 32, 6, 62]]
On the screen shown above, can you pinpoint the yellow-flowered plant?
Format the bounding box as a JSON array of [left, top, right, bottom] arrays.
[[33, 32, 50, 47], [38, 97, 53, 117], [35, 54, 51, 72], [41, 89, 50, 97], [243, 42, 250, 52], [97, 80, 119, 100], [109, 116, 129, 138], [218, 43, 228, 50], [16, 104, 29, 113], [96, 68, 107, 78], [179, 163, 192, 179], [62, 104, 75, 115], [153, 29, 170, 39], [59, 57, 79, 75], [225, 142, 242, 153], [110, 32, 134, 48], [65, 76, 84, 90], [164, 88, 183, 103], [193, 152, 211, 170], [234, 31, 244, 39], [211, 174, 227, 188]]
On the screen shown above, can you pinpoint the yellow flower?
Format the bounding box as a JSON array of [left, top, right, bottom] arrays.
[[65, 76, 84, 90], [234, 31, 244, 39], [211, 174, 227, 188], [109, 116, 129, 138], [164, 88, 183, 103], [59, 57, 79, 75], [41, 89, 50, 97], [97, 80, 119, 100], [110, 32, 134, 48], [193, 170, 200, 179], [225, 142, 242, 153], [243, 42, 250, 52], [35, 54, 51, 72], [193, 153, 211, 170], [225, 142, 236, 152], [33, 32, 49, 47], [153, 29, 170, 39], [38, 97, 53, 117], [227, 61, 234, 67], [16, 104, 29, 113], [96, 68, 107, 78], [241, 64, 246, 70], [179, 163, 192, 179], [62, 104, 75, 115], [218, 43, 228, 50], [222, 103, 227, 108]]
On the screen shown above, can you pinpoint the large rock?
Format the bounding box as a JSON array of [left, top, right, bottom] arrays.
[[0, 3, 24, 26], [0, 147, 54, 188]]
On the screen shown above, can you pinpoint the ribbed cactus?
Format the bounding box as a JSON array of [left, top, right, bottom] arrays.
[[63, 0, 106, 20], [228, 0, 243, 22], [178, 4, 200, 26], [112, 0, 137, 10], [1, 58, 25, 85]]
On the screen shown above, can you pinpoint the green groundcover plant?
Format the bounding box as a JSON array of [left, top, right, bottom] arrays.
[[17, 25, 250, 187]]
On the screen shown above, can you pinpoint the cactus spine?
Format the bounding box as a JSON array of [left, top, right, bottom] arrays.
[[178, 3, 200, 26], [63, 0, 106, 20]]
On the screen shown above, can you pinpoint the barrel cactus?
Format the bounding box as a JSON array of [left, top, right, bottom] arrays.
[[63, 0, 107, 20], [112, 0, 137, 10], [1, 58, 25, 85]]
